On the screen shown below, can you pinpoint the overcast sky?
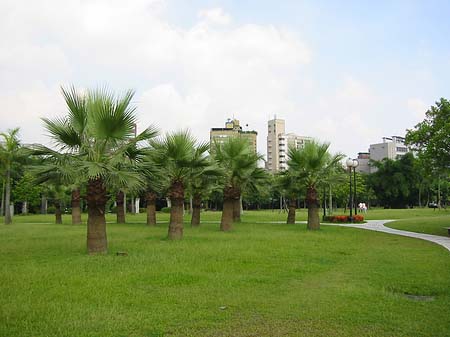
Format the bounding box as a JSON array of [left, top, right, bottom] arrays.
[[1, 0, 449, 158]]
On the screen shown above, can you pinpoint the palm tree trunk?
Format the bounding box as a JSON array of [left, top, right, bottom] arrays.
[[146, 191, 157, 226], [41, 194, 47, 214], [71, 188, 82, 225], [191, 194, 202, 227], [221, 198, 234, 231], [4, 169, 12, 224], [287, 198, 296, 224], [232, 197, 241, 222], [0, 179, 5, 216], [55, 200, 62, 224], [116, 190, 125, 224], [86, 177, 108, 254], [168, 181, 184, 240], [221, 186, 238, 231], [306, 186, 320, 230]]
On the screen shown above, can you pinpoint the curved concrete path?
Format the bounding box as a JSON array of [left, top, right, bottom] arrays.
[[325, 220, 450, 252]]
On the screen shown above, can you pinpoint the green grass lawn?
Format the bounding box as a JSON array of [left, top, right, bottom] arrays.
[[386, 216, 450, 237], [1, 210, 450, 336]]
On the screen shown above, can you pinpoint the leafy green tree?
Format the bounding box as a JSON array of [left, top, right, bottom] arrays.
[[0, 128, 26, 224], [406, 98, 450, 172], [36, 86, 156, 253], [213, 137, 263, 231], [12, 172, 42, 214], [288, 141, 344, 230], [150, 131, 210, 239], [367, 153, 420, 208]]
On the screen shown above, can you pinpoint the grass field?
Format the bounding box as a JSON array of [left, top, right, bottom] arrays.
[[386, 215, 450, 237], [1, 210, 450, 336]]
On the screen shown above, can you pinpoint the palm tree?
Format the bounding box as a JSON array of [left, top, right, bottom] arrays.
[[275, 170, 305, 224], [150, 131, 210, 239], [288, 141, 344, 230], [30, 151, 84, 225], [213, 137, 263, 231], [36, 86, 156, 253], [0, 128, 23, 224], [133, 146, 168, 226], [187, 162, 222, 227]]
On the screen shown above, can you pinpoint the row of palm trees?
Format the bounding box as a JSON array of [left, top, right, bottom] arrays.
[[1, 86, 344, 255]]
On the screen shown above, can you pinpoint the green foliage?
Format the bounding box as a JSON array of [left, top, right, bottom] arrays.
[[160, 207, 171, 213], [368, 153, 420, 208], [287, 141, 345, 192], [12, 172, 42, 211], [150, 130, 210, 191], [406, 98, 450, 172], [213, 137, 267, 194], [35, 86, 157, 193]]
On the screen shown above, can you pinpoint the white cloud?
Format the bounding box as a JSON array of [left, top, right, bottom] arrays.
[[0, 0, 312, 153], [198, 8, 231, 26], [2, 0, 416, 159]]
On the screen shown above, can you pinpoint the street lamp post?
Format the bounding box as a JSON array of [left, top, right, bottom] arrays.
[[346, 158, 359, 222], [346, 158, 354, 221], [353, 159, 359, 216]]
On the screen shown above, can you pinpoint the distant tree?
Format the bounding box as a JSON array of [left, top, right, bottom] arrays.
[[406, 98, 450, 172], [12, 172, 42, 214], [367, 153, 420, 208], [275, 170, 305, 224], [187, 162, 222, 227], [150, 131, 210, 239], [213, 138, 263, 231], [0, 128, 26, 224], [288, 141, 344, 230]]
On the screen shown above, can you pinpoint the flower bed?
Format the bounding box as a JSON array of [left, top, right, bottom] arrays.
[[323, 214, 364, 223]]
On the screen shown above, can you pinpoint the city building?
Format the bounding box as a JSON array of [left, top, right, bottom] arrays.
[[355, 152, 370, 174], [210, 118, 257, 153], [267, 118, 312, 173], [355, 136, 410, 174]]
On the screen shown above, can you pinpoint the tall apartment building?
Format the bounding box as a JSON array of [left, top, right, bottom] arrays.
[[210, 118, 257, 153], [356, 136, 410, 174], [267, 118, 312, 172]]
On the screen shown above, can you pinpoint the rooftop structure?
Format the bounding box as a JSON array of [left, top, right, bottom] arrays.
[[210, 118, 257, 153]]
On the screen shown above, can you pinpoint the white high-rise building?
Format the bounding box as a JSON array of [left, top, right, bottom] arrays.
[[266, 118, 312, 173]]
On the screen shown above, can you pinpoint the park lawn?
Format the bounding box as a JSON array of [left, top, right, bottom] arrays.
[[0, 214, 450, 336], [386, 215, 450, 237], [362, 208, 450, 220]]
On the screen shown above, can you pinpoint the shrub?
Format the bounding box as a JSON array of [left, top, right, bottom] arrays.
[[323, 214, 365, 223], [353, 214, 364, 222], [161, 207, 171, 213]]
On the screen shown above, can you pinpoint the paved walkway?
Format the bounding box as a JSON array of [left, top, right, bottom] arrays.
[[325, 220, 450, 252]]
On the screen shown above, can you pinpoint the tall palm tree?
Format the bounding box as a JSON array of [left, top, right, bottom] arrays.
[[288, 141, 344, 230], [36, 86, 157, 253], [0, 128, 24, 224], [151, 131, 210, 239], [213, 137, 263, 231]]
